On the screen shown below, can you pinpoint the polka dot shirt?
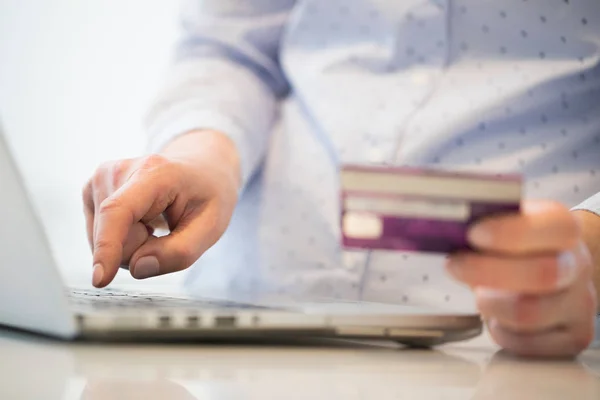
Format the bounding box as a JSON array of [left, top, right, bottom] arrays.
[[148, 0, 600, 311]]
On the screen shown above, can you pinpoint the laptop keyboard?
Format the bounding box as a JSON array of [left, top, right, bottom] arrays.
[[67, 287, 275, 312], [67, 288, 449, 315]]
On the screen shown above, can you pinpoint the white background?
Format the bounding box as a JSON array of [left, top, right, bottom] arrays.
[[0, 1, 183, 287]]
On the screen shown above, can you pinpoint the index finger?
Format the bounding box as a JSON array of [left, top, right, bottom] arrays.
[[92, 171, 173, 288]]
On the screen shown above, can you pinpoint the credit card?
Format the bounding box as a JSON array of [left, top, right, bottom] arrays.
[[339, 165, 522, 253]]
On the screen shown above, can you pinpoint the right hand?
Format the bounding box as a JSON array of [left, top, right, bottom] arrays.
[[82, 131, 240, 288]]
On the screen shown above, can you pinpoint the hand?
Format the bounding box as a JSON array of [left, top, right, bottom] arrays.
[[82, 130, 240, 288], [446, 200, 598, 358]]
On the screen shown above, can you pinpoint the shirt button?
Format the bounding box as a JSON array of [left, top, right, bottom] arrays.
[[410, 71, 431, 86], [343, 251, 367, 271]]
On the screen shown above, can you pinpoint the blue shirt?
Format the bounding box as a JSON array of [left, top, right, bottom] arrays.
[[146, 0, 600, 311]]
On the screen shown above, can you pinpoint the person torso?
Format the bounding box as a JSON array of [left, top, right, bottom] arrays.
[[187, 0, 600, 311]]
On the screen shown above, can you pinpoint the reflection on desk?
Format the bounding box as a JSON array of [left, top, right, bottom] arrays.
[[0, 331, 598, 400]]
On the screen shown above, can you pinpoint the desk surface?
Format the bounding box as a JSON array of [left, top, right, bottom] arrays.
[[1, 330, 599, 400]]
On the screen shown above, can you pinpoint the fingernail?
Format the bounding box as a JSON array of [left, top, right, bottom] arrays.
[[132, 256, 159, 279], [475, 287, 512, 299], [557, 251, 579, 288], [92, 264, 104, 287], [475, 287, 517, 310], [467, 223, 493, 247]]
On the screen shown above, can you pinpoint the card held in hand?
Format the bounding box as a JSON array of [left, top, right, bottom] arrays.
[[339, 164, 522, 254]]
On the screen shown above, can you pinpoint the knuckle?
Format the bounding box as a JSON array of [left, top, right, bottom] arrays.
[[140, 154, 169, 171], [136, 155, 177, 192], [91, 160, 116, 188], [98, 197, 122, 215], [91, 159, 134, 192], [93, 238, 120, 252], [96, 160, 112, 172], [82, 180, 93, 201], [97, 160, 115, 175], [91, 168, 106, 188], [111, 159, 131, 187]]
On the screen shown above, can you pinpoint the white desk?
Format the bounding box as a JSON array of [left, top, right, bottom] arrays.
[[1, 329, 598, 399]]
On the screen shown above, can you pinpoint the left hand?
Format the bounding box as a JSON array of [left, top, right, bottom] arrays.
[[446, 200, 598, 358]]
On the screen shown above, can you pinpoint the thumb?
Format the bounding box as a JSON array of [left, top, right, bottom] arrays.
[[128, 209, 222, 279]]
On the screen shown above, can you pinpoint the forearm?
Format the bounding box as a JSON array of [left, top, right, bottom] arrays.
[[144, 0, 293, 189], [573, 210, 600, 312]]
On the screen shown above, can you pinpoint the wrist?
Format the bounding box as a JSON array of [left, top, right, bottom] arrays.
[[572, 209, 600, 312], [160, 129, 242, 190]]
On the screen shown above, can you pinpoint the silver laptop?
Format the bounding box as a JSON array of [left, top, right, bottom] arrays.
[[0, 121, 482, 346]]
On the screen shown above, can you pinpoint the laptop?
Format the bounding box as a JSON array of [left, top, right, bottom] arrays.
[[0, 121, 482, 346]]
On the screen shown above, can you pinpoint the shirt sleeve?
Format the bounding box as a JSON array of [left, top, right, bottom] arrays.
[[571, 192, 600, 217], [144, 0, 295, 188]]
